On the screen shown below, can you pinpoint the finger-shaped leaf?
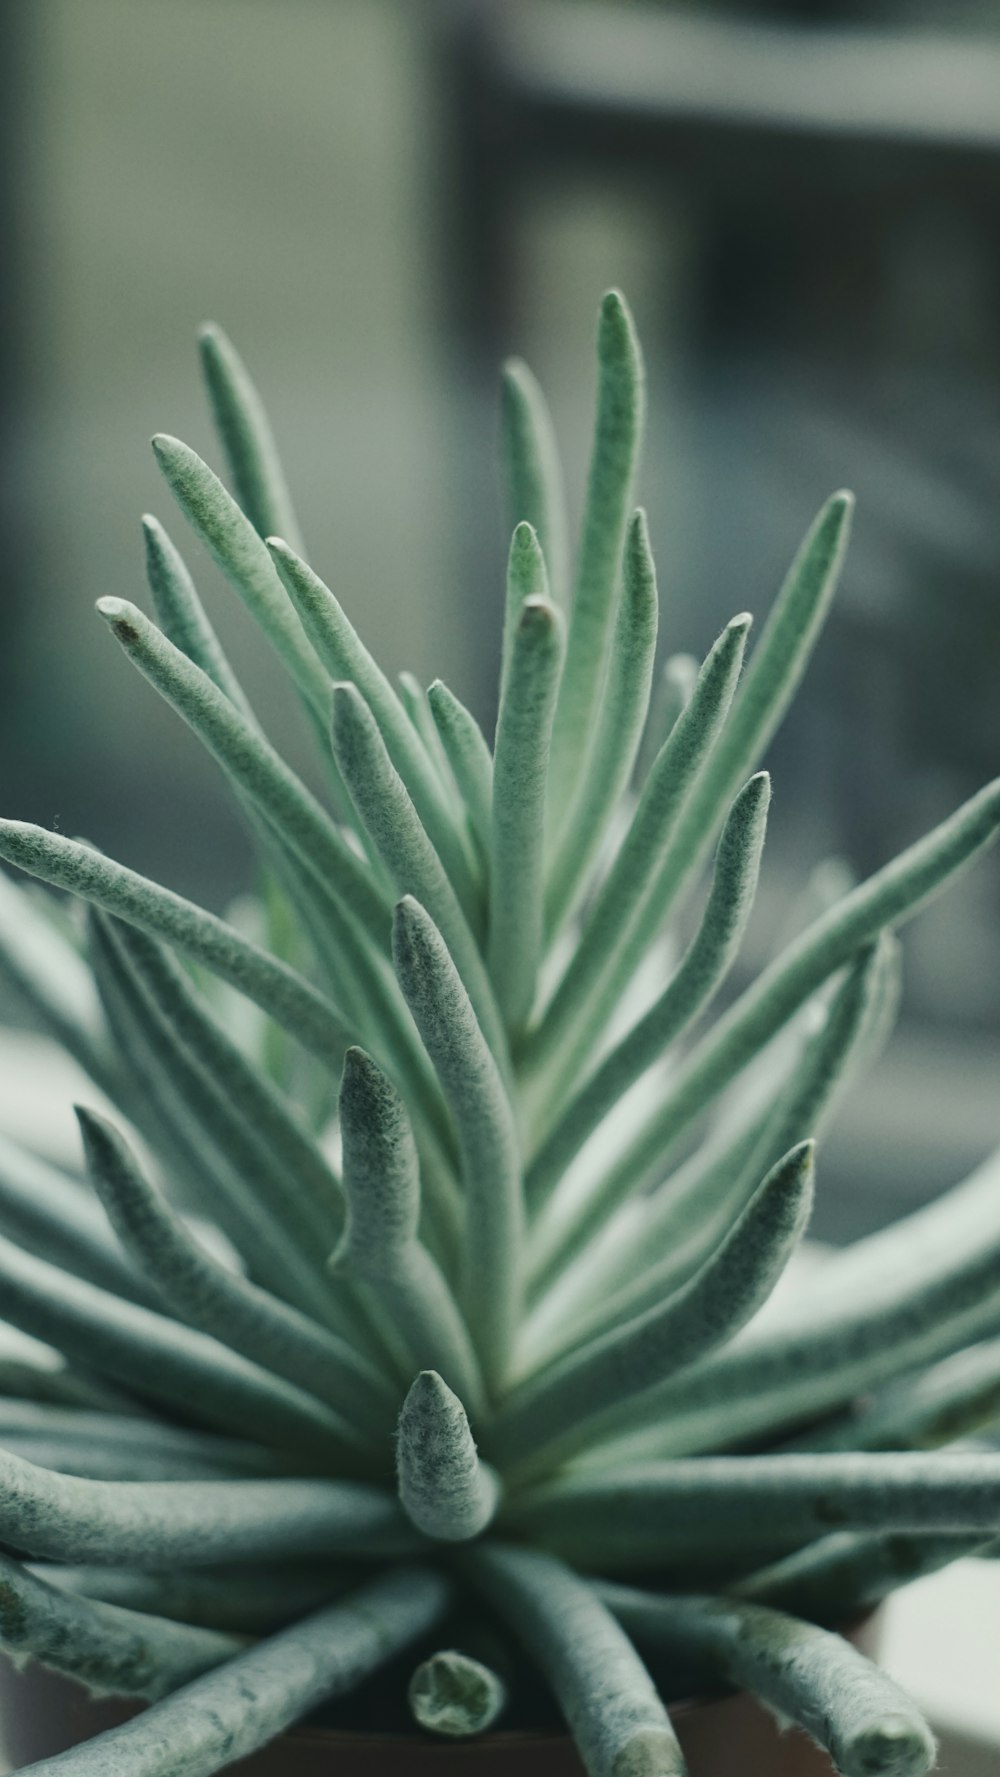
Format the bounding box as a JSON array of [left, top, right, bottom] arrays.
[[548, 291, 645, 814], [500, 521, 550, 698], [267, 537, 481, 913], [198, 322, 305, 553], [334, 1050, 484, 1410], [88, 914, 339, 1325], [396, 1371, 499, 1541], [392, 898, 522, 1387], [526, 612, 751, 1095], [545, 508, 659, 933], [489, 598, 565, 1033], [97, 597, 387, 941], [427, 679, 493, 859], [0, 1447, 414, 1565], [397, 670, 453, 778], [0, 1404, 275, 1479], [737, 1527, 989, 1624], [77, 1107, 396, 1442], [536, 493, 852, 1110], [0, 821, 352, 1062], [0, 1131, 149, 1308], [604, 774, 1000, 1206], [529, 772, 771, 1251], [464, 1543, 687, 1777], [0, 1363, 128, 1413], [601, 1585, 936, 1777], [151, 433, 328, 719], [142, 514, 257, 722], [501, 358, 569, 604], [633, 651, 697, 788], [13, 1568, 449, 1776], [599, 1169, 1000, 1465], [584, 938, 892, 1342], [103, 921, 342, 1224], [0, 1440, 252, 1484], [625, 491, 853, 927], [0, 1550, 241, 1700], [0, 870, 120, 1101], [0, 1229, 365, 1466], [511, 1450, 1000, 1567], [796, 1335, 1000, 1455], [332, 683, 505, 1061], [496, 1142, 813, 1475]]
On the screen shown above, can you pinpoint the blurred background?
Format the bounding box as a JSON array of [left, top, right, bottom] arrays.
[[1, 0, 999, 1242]]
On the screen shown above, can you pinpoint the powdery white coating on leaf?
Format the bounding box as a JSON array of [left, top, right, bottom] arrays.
[[197, 322, 306, 557], [548, 291, 645, 814], [545, 507, 659, 935], [467, 1545, 686, 1777], [336, 1052, 485, 1412], [0, 1550, 240, 1700], [523, 609, 752, 1107], [601, 1587, 935, 1777], [407, 1647, 507, 1736], [391, 898, 522, 1388], [151, 433, 329, 721], [499, 1142, 815, 1477], [0, 297, 996, 1777], [488, 596, 565, 1032], [0, 821, 351, 1062], [0, 1447, 416, 1566], [500, 360, 570, 607], [396, 1371, 499, 1541], [15, 1569, 450, 1777], [267, 536, 481, 913]]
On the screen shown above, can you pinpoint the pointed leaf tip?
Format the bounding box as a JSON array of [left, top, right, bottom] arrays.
[[600, 286, 630, 322], [396, 1369, 500, 1542]]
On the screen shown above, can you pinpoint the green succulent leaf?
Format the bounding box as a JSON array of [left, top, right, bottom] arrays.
[[548, 290, 645, 815], [408, 1646, 508, 1737], [151, 433, 329, 723], [465, 1543, 687, 1777], [528, 769, 772, 1253], [512, 1450, 1000, 1568], [545, 507, 659, 934], [141, 514, 258, 722], [0, 1446, 416, 1565], [267, 537, 481, 916], [501, 358, 570, 605], [1, 297, 998, 1777], [12, 1569, 449, 1776], [198, 321, 305, 554], [489, 595, 565, 1033], [498, 1141, 814, 1473], [600, 1584, 936, 1777], [0, 1550, 242, 1701], [392, 897, 523, 1389], [334, 1049, 484, 1410], [396, 1370, 500, 1541]]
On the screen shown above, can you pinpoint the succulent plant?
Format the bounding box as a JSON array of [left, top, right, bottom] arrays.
[[0, 292, 998, 1777]]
